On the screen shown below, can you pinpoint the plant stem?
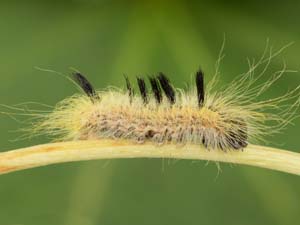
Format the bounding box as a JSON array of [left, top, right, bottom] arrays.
[[0, 140, 299, 175]]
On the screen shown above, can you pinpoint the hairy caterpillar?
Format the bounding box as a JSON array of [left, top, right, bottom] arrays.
[[68, 71, 249, 150], [14, 45, 296, 152]]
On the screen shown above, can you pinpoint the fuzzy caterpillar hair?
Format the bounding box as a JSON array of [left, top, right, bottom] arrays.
[[25, 46, 299, 151]]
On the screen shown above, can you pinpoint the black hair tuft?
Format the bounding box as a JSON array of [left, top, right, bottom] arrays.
[[137, 77, 148, 104], [124, 75, 134, 102], [149, 76, 162, 104], [195, 69, 205, 107], [72, 72, 99, 102], [157, 73, 176, 104]]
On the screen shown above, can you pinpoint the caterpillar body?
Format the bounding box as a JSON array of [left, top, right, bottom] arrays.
[[71, 72, 248, 150], [29, 48, 299, 152]]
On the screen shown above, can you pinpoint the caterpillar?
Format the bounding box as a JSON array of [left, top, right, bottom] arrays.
[[70, 71, 248, 150], [19, 46, 298, 152]]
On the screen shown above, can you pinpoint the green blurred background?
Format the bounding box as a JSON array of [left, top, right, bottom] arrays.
[[0, 0, 300, 224]]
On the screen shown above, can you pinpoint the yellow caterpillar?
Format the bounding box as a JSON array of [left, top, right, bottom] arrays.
[[29, 46, 299, 151]]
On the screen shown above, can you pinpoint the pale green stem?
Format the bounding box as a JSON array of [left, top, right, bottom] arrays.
[[0, 140, 299, 175]]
